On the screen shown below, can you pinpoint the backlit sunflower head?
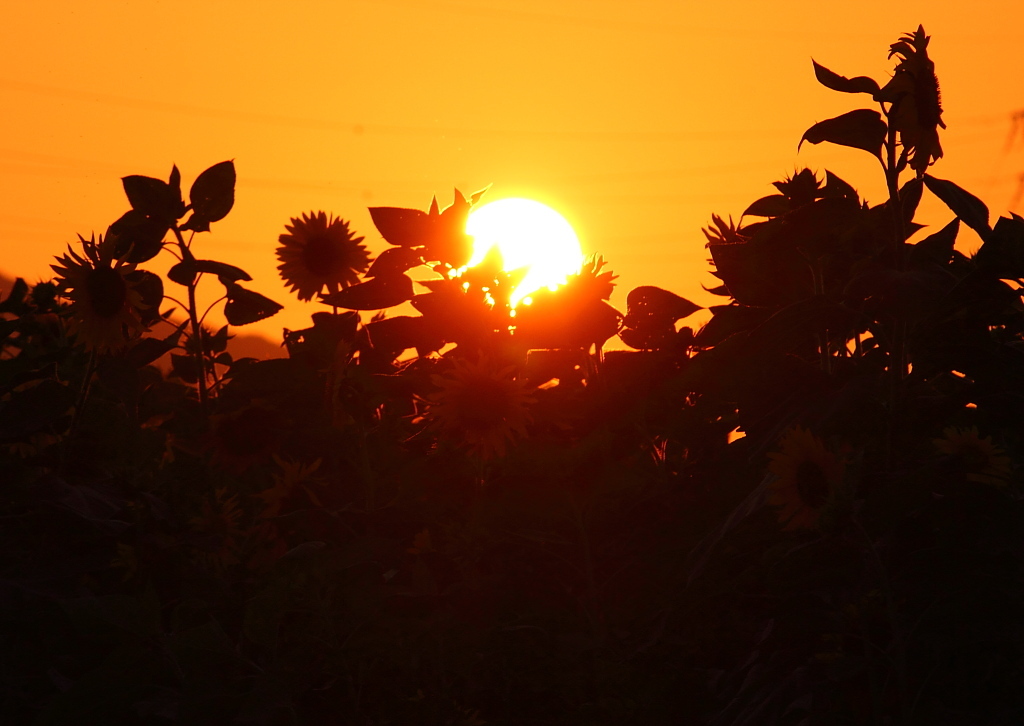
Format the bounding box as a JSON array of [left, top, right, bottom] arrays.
[[423, 356, 534, 460], [934, 426, 1011, 486], [875, 25, 945, 175], [277, 211, 371, 301], [767, 426, 845, 531], [50, 233, 148, 352]]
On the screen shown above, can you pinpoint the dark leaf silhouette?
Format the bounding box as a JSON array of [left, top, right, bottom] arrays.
[[170, 352, 200, 383], [167, 261, 196, 287], [0, 277, 29, 313], [427, 192, 474, 267], [221, 281, 283, 326], [181, 160, 236, 233], [122, 169, 185, 223], [126, 322, 186, 367], [620, 286, 701, 350], [368, 207, 431, 247], [743, 195, 790, 218], [319, 273, 415, 310], [366, 246, 424, 278], [624, 286, 702, 328], [822, 170, 859, 200], [364, 315, 445, 358], [195, 260, 250, 282], [909, 218, 959, 268], [108, 209, 168, 263], [811, 60, 880, 95], [923, 174, 991, 238], [799, 109, 887, 159], [897, 177, 924, 228], [169, 258, 251, 286], [702, 282, 731, 297], [206, 325, 231, 355], [124, 270, 164, 325], [976, 213, 1024, 278]]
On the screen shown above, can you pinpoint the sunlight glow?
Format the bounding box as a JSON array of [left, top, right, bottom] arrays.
[[465, 198, 584, 307]]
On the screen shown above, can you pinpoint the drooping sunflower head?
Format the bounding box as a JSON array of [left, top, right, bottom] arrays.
[[875, 25, 945, 175], [934, 426, 1011, 486], [276, 211, 371, 301], [767, 426, 845, 531], [423, 356, 535, 460], [50, 233, 147, 352]]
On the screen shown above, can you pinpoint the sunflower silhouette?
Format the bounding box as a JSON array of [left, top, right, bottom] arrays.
[[875, 25, 945, 175], [423, 356, 534, 460], [934, 426, 1011, 486], [767, 426, 845, 531], [276, 211, 371, 301], [50, 233, 148, 352]]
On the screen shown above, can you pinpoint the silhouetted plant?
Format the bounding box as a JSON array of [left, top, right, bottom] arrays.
[[1, 24, 1023, 726]]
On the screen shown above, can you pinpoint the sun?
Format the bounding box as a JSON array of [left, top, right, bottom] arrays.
[[465, 198, 584, 306]]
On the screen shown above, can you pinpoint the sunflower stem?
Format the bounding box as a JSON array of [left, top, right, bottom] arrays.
[[882, 114, 908, 472], [853, 518, 909, 723], [172, 226, 209, 408], [62, 349, 97, 471]]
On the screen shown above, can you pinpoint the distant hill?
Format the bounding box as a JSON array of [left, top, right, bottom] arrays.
[[0, 270, 284, 361]]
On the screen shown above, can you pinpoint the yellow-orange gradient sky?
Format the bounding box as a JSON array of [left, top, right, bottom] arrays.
[[2, 0, 1023, 343]]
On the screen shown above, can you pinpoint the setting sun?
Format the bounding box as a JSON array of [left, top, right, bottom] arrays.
[[465, 198, 584, 306]]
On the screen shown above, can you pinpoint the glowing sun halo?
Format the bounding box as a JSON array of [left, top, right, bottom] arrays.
[[465, 198, 584, 306]]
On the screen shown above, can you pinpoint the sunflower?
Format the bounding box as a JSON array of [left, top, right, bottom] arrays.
[[50, 233, 148, 352], [767, 426, 845, 531], [255, 455, 325, 519], [874, 25, 945, 175], [934, 426, 1011, 486], [277, 211, 371, 301], [423, 356, 534, 460], [189, 487, 244, 571]]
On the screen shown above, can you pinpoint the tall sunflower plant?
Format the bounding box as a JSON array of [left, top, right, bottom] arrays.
[[659, 26, 1024, 724], [57, 161, 282, 407]]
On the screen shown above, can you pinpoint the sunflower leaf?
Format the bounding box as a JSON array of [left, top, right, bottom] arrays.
[[624, 286, 702, 329], [923, 175, 991, 239], [909, 218, 959, 268], [221, 281, 283, 326], [194, 260, 251, 282], [167, 261, 198, 287], [107, 209, 168, 263], [170, 353, 200, 383], [811, 60, 880, 95], [799, 109, 887, 160], [0, 277, 29, 313], [182, 161, 236, 233], [319, 274, 415, 310], [976, 214, 1024, 277], [366, 247, 424, 278], [897, 177, 924, 229], [743, 195, 789, 218], [368, 207, 431, 247], [126, 321, 187, 368], [821, 170, 859, 201], [122, 174, 186, 222], [124, 270, 164, 325]]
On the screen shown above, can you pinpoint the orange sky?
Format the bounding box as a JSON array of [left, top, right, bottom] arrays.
[[2, 0, 1023, 343]]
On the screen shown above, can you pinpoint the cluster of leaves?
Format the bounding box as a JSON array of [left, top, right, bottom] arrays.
[[2, 25, 1023, 725]]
